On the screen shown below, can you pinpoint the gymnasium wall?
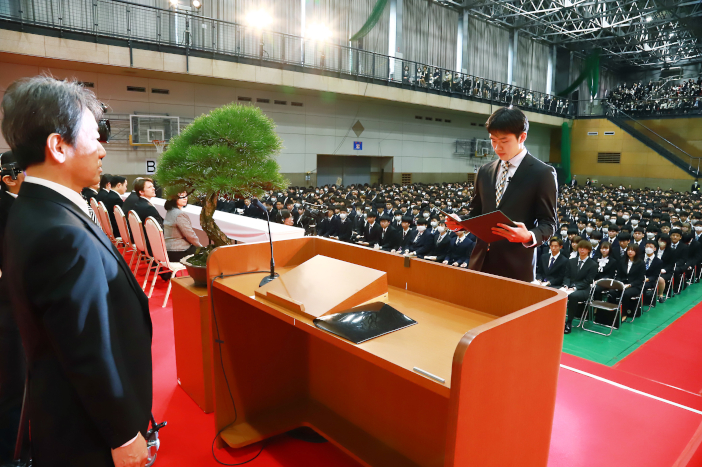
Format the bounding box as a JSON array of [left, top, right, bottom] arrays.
[[570, 119, 694, 191], [0, 60, 554, 186], [637, 118, 702, 159]]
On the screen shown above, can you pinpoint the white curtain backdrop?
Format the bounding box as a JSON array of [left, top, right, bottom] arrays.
[[515, 36, 549, 93], [403, 0, 458, 70], [466, 16, 509, 83]]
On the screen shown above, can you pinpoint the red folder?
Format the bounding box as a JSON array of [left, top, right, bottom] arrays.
[[442, 210, 516, 243]]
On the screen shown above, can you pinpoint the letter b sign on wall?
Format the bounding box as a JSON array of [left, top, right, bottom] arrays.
[[146, 159, 157, 174]]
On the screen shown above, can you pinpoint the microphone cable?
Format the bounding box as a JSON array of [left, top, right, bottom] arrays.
[[209, 271, 269, 465]]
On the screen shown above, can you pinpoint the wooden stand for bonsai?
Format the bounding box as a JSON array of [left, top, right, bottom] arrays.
[[207, 237, 567, 467]]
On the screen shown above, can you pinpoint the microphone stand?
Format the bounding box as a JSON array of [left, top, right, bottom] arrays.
[[256, 199, 279, 287]]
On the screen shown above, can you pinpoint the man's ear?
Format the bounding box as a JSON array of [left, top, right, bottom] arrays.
[[519, 132, 528, 144], [45, 133, 68, 164], [1, 175, 15, 188]]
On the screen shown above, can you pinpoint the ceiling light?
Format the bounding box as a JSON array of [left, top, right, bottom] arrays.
[[191, 0, 201, 8], [246, 10, 273, 29], [169, 0, 178, 5], [306, 23, 332, 42], [646, 16, 652, 22]]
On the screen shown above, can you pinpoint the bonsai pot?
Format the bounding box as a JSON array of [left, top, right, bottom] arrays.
[[181, 255, 208, 288]]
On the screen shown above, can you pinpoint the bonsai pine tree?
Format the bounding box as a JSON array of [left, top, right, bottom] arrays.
[[155, 103, 288, 247]]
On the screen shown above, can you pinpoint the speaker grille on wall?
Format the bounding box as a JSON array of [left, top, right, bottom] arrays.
[[401, 173, 412, 185], [598, 153, 621, 164], [467, 173, 476, 184]]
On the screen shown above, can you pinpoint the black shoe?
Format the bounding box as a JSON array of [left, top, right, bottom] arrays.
[[564, 323, 572, 334], [658, 296, 667, 304]]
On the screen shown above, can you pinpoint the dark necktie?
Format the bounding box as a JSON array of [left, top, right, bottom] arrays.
[[578, 260, 584, 270], [646, 258, 650, 270], [549, 257, 555, 269]]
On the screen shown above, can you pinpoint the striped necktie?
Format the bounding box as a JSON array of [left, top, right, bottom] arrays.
[[495, 161, 510, 207], [86, 202, 101, 228]]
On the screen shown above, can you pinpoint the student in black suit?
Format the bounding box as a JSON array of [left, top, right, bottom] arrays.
[[535, 237, 568, 287], [359, 211, 382, 247], [642, 239, 666, 303], [1, 75, 151, 466], [611, 232, 631, 261], [443, 229, 474, 267], [656, 234, 675, 295], [335, 206, 354, 242], [669, 228, 689, 290], [103, 174, 126, 236], [379, 215, 401, 251], [397, 216, 417, 253], [447, 107, 558, 282], [562, 240, 598, 333], [242, 197, 260, 218], [0, 152, 25, 462], [423, 220, 452, 262], [95, 173, 111, 203], [405, 218, 434, 257], [615, 244, 646, 320], [122, 177, 143, 215], [594, 241, 618, 280], [295, 206, 312, 233], [81, 183, 99, 203]]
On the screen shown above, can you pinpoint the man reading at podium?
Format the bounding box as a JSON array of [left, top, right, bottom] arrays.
[[447, 107, 558, 282]]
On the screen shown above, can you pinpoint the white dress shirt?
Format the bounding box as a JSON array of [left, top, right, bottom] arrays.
[[23, 176, 90, 217], [5, 191, 17, 199], [493, 147, 537, 248]]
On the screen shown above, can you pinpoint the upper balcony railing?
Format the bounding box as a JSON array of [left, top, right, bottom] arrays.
[[0, 0, 575, 118], [578, 96, 702, 118]]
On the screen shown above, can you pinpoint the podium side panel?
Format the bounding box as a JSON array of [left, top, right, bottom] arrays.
[[444, 295, 567, 467]]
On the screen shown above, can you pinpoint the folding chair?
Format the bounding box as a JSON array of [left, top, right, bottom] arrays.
[[114, 206, 138, 268], [97, 201, 125, 250], [572, 283, 595, 330], [582, 279, 625, 336], [643, 273, 661, 313], [127, 211, 155, 288], [626, 287, 644, 323], [144, 217, 187, 307]]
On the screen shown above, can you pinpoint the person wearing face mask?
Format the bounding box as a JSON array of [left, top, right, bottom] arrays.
[[443, 229, 475, 268], [378, 215, 401, 251], [589, 231, 603, 259], [318, 206, 339, 238], [693, 222, 702, 243], [428, 216, 440, 237], [646, 226, 659, 242], [358, 211, 382, 247], [669, 228, 690, 291], [335, 206, 353, 242], [423, 221, 452, 262], [642, 239, 665, 304], [393, 213, 403, 229], [535, 237, 568, 287], [405, 218, 434, 257], [562, 240, 598, 334]]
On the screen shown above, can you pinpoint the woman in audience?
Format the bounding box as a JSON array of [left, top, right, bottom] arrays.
[[164, 192, 203, 263], [616, 244, 646, 321], [595, 241, 618, 280], [657, 234, 674, 296]]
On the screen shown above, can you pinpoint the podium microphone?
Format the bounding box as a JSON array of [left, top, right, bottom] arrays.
[[253, 198, 279, 287]]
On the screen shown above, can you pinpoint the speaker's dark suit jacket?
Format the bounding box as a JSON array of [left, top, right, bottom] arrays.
[[4, 183, 153, 466], [0, 191, 24, 462], [466, 153, 558, 282]]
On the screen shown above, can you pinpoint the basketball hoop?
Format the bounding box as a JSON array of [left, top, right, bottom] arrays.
[[153, 140, 168, 155]]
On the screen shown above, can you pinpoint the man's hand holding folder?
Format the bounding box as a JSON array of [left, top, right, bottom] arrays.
[[443, 210, 533, 244]]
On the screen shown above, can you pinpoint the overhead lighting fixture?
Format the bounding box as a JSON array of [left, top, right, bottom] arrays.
[[169, 0, 178, 5], [646, 16, 652, 22], [306, 23, 332, 42], [246, 10, 273, 30], [191, 0, 201, 8]]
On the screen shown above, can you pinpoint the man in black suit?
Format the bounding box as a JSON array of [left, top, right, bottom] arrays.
[[103, 174, 126, 237], [335, 207, 354, 242], [378, 215, 401, 251], [447, 107, 558, 282], [535, 237, 569, 287], [397, 216, 417, 253], [562, 240, 598, 333], [360, 211, 382, 247], [1, 76, 151, 466], [0, 152, 25, 462], [122, 177, 143, 215], [669, 228, 689, 288], [81, 182, 99, 203], [423, 221, 452, 261], [131, 177, 163, 255], [443, 230, 474, 267], [405, 218, 434, 257], [96, 173, 111, 203]]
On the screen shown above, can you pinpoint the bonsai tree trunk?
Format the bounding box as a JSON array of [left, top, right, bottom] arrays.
[[201, 192, 232, 247]]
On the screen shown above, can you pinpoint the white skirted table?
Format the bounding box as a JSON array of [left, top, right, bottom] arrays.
[[151, 198, 305, 244]]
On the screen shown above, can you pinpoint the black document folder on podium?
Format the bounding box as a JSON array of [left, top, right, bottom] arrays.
[[443, 210, 516, 244]]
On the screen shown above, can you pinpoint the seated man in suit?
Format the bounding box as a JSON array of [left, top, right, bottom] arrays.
[[669, 228, 689, 289], [378, 215, 401, 251], [423, 221, 452, 262], [395, 216, 417, 253], [562, 240, 598, 334], [443, 229, 474, 268], [404, 218, 434, 257], [242, 197, 260, 218], [131, 177, 163, 254], [358, 211, 382, 247], [96, 173, 112, 203], [535, 237, 568, 287], [643, 239, 665, 303], [333, 206, 354, 243], [103, 174, 126, 237], [1, 75, 152, 466], [122, 177, 143, 215]]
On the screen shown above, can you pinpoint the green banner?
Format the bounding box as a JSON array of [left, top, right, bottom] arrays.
[[562, 122, 571, 184], [349, 0, 389, 42], [557, 50, 600, 99]]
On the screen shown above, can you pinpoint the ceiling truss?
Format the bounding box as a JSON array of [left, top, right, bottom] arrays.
[[439, 0, 702, 69]]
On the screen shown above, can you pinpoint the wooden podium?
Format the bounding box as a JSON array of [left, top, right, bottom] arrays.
[[207, 237, 567, 467]]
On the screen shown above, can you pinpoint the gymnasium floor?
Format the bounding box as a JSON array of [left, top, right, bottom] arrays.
[[143, 267, 702, 467]]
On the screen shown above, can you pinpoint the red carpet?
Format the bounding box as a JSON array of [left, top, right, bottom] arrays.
[[615, 301, 702, 395], [139, 260, 702, 467]]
